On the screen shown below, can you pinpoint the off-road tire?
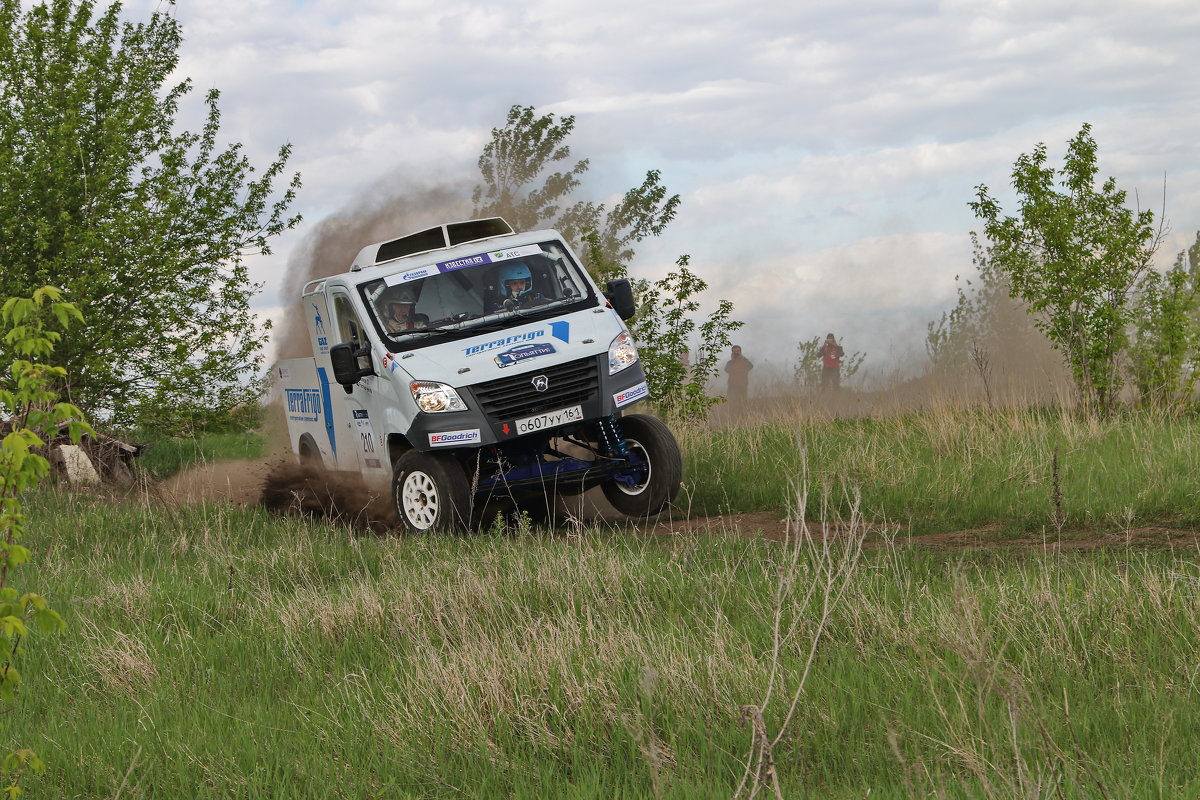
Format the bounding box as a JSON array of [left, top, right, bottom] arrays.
[[601, 414, 682, 518], [391, 451, 471, 533], [297, 434, 323, 469]]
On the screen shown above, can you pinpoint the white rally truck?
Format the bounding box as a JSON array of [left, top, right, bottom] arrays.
[[276, 217, 682, 531]]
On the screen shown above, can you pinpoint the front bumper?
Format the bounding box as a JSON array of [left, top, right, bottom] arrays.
[[407, 355, 648, 451]]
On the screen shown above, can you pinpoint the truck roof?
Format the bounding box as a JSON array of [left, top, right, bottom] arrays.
[[350, 217, 516, 271], [302, 218, 565, 298]]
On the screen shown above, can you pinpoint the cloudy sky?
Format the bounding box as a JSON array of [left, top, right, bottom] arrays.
[[133, 0, 1200, 376]]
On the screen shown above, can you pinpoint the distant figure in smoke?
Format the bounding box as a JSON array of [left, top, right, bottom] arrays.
[[724, 345, 753, 406], [820, 333, 845, 390], [678, 349, 691, 380]]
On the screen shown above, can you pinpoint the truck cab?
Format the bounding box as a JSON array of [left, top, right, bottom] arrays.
[[276, 218, 682, 531]]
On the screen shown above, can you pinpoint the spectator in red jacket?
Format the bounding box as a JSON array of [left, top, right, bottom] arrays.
[[820, 333, 845, 390]]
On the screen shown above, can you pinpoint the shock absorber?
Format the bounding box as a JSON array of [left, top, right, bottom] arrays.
[[595, 414, 627, 457]]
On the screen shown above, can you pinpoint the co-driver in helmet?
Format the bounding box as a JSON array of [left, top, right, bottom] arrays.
[[383, 288, 429, 332]]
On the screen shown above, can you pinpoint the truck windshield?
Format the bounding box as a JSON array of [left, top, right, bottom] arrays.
[[359, 240, 594, 347]]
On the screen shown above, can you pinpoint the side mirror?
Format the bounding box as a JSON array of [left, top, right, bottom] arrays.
[[329, 342, 374, 390], [604, 278, 636, 321]]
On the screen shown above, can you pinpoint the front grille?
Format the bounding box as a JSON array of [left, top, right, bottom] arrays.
[[472, 357, 599, 420]]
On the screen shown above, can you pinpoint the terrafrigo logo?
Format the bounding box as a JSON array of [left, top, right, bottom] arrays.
[[285, 388, 322, 420]]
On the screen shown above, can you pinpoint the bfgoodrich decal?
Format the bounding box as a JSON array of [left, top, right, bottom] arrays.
[[428, 429, 482, 447], [614, 381, 649, 408]]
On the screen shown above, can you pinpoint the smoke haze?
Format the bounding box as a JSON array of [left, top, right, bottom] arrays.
[[269, 167, 1074, 416], [276, 177, 474, 359]]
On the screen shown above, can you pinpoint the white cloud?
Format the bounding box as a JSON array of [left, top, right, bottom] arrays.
[[105, 0, 1200, 370]]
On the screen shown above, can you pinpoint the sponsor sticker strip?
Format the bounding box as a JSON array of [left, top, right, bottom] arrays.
[[384, 244, 543, 286]]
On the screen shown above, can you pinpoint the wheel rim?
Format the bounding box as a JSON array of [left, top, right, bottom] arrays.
[[400, 470, 439, 529], [614, 439, 651, 496]]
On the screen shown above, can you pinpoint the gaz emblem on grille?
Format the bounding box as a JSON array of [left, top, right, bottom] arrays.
[[532, 375, 549, 392]]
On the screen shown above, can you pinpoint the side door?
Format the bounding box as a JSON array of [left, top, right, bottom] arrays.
[[329, 290, 392, 484]]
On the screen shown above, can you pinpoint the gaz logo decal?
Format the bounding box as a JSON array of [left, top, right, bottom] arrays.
[[429, 429, 482, 447], [614, 381, 649, 408]]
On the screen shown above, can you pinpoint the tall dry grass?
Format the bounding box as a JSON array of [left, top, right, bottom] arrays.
[[10, 486, 1200, 797], [680, 401, 1200, 535]]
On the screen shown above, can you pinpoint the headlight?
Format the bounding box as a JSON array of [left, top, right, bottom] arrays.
[[608, 331, 640, 375], [410, 381, 467, 413]]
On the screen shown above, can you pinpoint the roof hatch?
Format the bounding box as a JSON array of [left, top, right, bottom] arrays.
[[354, 217, 515, 270]]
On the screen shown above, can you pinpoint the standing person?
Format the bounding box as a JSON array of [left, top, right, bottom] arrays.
[[820, 333, 845, 390], [724, 345, 753, 406]]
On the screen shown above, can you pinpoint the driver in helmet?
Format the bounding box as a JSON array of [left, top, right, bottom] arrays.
[[383, 289, 428, 332], [488, 261, 549, 312]]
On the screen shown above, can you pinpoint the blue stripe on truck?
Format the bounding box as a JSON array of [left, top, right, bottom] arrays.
[[316, 366, 337, 458]]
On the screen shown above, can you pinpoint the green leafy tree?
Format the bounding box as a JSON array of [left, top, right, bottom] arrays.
[[794, 336, 865, 390], [473, 105, 589, 235], [630, 256, 742, 420], [473, 105, 679, 282], [969, 123, 1162, 415], [0, 0, 301, 430], [0, 287, 89, 798], [1128, 231, 1200, 411]]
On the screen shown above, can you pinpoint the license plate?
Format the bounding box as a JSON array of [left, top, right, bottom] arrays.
[[515, 404, 584, 435]]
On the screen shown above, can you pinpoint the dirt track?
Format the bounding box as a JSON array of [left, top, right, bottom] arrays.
[[152, 458, 1200, 551]]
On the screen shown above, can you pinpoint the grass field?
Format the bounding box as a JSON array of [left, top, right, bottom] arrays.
[[681, 406, 1200, 536], [9, 480, 1200, 798]]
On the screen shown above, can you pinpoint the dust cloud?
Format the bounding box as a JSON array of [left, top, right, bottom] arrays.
[[708, 288, 1070, 425], [275, 178, 474, 359]]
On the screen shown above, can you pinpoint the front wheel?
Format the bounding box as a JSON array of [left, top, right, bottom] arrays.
[[601, 414, 682, 518], [392, 451, 471, 533]]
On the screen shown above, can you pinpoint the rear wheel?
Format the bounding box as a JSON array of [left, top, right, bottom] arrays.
[[297, 434, 322, 469], [601, 414, 682, 518], [391, 451, 471, 533]]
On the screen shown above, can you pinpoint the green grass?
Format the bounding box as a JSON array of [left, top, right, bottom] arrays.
[[9, 490, 1200, 797], [132, 431, 266, 479], [680, 406, 1200, 535]]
